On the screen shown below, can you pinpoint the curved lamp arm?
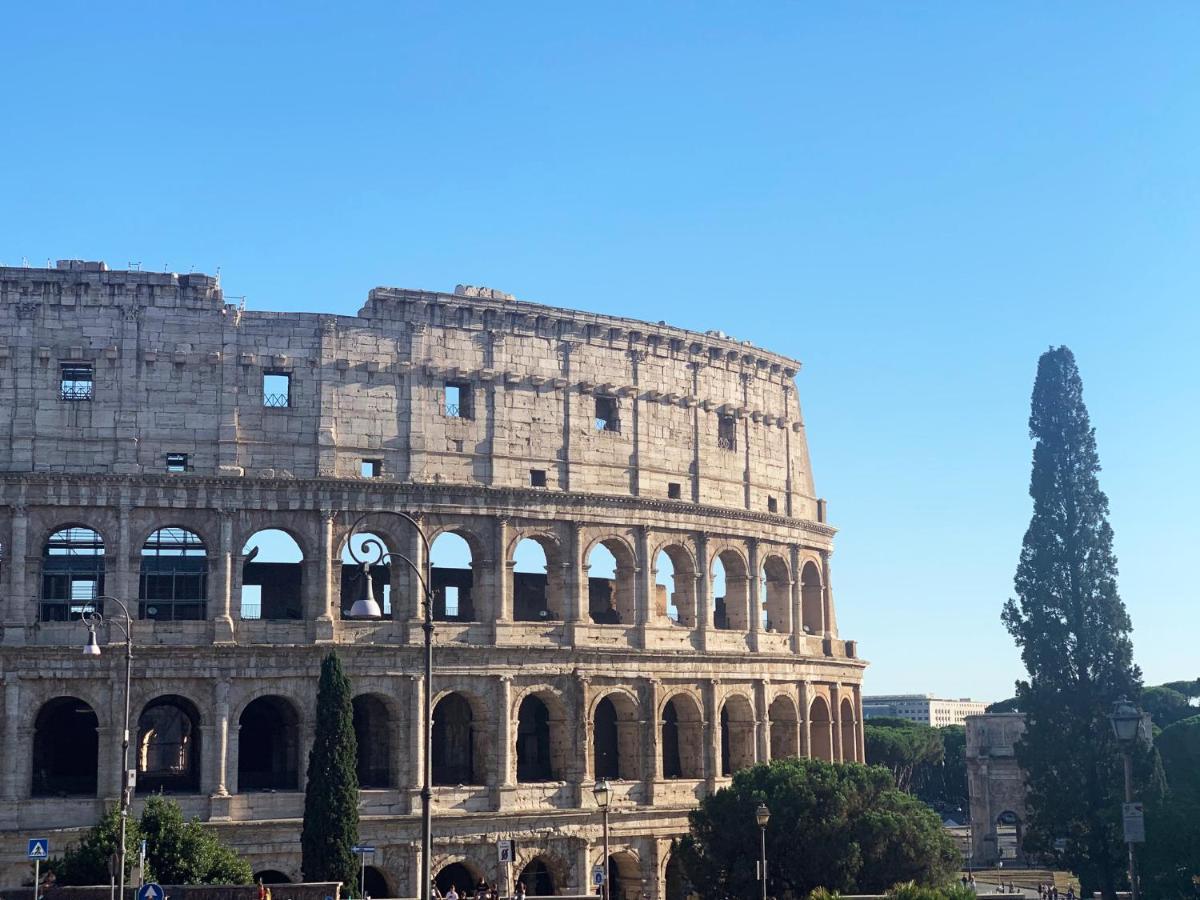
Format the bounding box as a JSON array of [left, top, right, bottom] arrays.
[[80, 595, 134, 645]]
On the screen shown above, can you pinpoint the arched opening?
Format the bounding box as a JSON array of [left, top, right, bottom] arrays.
[[840, 697, 857, 762], [435, 862, 479, 896], [995, 810, 1023, 861], [665, 854, 687, 900], [655, 546, 697, 627], [32, 697, 98, 796], [341, 532, 392, 618], [361, 865, 390, 898], [137, 695, 201, 793], [768, 695, 799, 761], [140, 527, 207, 620], [237, 696, 300, 791], [516, 695, 554, 782], [760, 555, 791, 634], [241, 530, 303, 620], [253, 871, 291, 885], [661, 694, 704, 779], [800, 561, 823, 635], [432, 693, 479, 785], [593, 693, 640, 781], [720, 695, 756, 775], [606, 851, 641, 900], [352, 694, 393, 788], [513, 537, 563, 621], [711, 549, 749, 631], [430, 532, 476, 622], [809, 695, 833, 762], [40, 525, 105, 622], [587, 539, 636, 625], [517, 857, 556, 896]]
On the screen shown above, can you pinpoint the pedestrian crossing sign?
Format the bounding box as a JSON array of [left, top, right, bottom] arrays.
[[27, 839, 49, 860]]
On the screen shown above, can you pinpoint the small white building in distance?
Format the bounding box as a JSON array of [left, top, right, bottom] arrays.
[[863, 694, 989, 728]]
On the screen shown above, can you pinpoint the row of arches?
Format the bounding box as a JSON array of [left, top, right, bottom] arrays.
[[30, 688, 857, 797], [33, 521, 828, 635]]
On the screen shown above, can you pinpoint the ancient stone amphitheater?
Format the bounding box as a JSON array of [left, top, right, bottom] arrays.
[[0, 261, 865, 898]]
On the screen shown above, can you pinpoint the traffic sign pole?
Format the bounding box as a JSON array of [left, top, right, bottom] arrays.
[[32, 858, 38, 900]]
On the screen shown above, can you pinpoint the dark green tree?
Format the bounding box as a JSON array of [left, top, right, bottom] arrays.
[[1140, 715, 1200, 898], [1001, 346, 1147, 899], [864, 718, 944, 793], [301, 651, 360, 889], [913, 726, 969, 816], [1140, 685, 1194, 730], [49, 804, 142, 885], [676, 757, 959, 899], [139, 795, 253, 885]]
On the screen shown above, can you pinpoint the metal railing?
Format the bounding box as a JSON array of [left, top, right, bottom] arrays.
[[263, 392, 290, 408], [717, 435, 737, 451], [444, 403, 461, 417], [60, 384, 93, 401]]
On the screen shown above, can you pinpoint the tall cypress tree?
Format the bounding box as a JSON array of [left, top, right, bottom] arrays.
[[1002, 347, 1143, 899], [301, 652, 360, 890]]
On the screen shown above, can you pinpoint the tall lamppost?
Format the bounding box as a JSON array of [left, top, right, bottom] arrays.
[[593, 779, 611, 900], [1109, 699, 1144, 900], [345, 512, 435, 900], [756, 802, 770, 900], [80, 597, 134, 900]]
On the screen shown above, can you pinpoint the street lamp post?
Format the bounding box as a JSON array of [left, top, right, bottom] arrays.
[[594, 779, 611, 900], [1109, 699, 1144, 900], [756, 802, 770, 900], [345, 512, 435, 900], [81, 597, 134, 900]]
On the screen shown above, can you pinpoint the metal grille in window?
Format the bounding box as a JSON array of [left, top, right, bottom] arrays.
[[718, 416, 738, 450], [263, 372, 291, 408], [60, 365, 94, 401], [264, 393, 289, 408], [139, 527, 207, 621], [444, 403, 460, 417], [40, 526, 105, 621]]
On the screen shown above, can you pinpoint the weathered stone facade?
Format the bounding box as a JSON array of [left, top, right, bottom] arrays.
[[0, 261, 865, 898], [966, 714, 1028, 865]]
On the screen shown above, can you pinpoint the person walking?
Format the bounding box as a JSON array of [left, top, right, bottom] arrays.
[[444, 886, 458, 900]]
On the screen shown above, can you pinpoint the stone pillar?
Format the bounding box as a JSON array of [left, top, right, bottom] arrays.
[[213, 680, 230, 795], [566, 523, 587, 632], [634, 525, 651, 625], [494, 517, 511, 628], [571, 837, 591, 896], [695, 533, 711, 650], [789, 544, 802, 654], [821, 550, 835, 638], [312, 510, 336, 641], [3, 677, 20, 800], [831, 683, 843, 762], [114, 504, 133, 604], [644, 678, 661, 803], [3, 505, 28, 645], [799, 681, 812, 758], [747, 538, 761, 650], [213, 510, 235, 642], [407, 675, 425, 810], [704, 679, 720, 791], [404, 515, 427, 638], [576, 673, 592, 787], [755, 679, 770, 763], [494, 676, 514, 801], [856, 685, 867, 764]]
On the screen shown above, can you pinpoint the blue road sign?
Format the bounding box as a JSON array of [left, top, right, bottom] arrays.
[[351, 846, 376, 854], [27, 839, 49, 860], [137, 882, 165, 900]]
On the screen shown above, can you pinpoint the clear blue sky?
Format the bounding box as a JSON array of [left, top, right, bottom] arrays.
[[5, 3, 1198, 702]]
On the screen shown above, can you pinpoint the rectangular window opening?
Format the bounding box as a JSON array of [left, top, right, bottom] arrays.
[[444, 381, 473, 419], [444, 585, 460, 618], [60, 363, 94, 401], [718, 414, 737, 451], [263, 371, 291, 408], [361, 459, 382, 478], [767, 496, 778, 513], [165, 453, 190, 473], [594, 395, 620, 432], [668, 482, 682, 500], [530, 468, 547, 488]]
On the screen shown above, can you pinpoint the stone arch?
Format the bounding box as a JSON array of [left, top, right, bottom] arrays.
[[994, 809, 1024, 861], [840, 696, 857, 762], [720, 693, 756, 774], [760, 553, 791, 634], [515, 691, 561, 782], [253, 871, 291, 885], [653, 542, 698, 627], [136, 694, 201, 793], [352, 692, 395, 788], [584, 534, 637, 625], [605, 850, 643, 900], [800, 559, 823, 635], [139, 526, 208, 621], [429, 529, 480, 622], [661, 691, 704, 779], [711, 546, 749, 631], [435, 860, 482, 896], [361, 865, 391, 898], [240, 528, 304, 621], [592, 689, 641, 781], [237, 695, 300, 791], [516, 855, 557, 896], [432, 691, 486, 785], [340, 531, 394, 618], [32, 696, 99, 796], [809, 694, 833, 762], [39, 523, 105, 622], [511, 532, 565, 621], [768, 694, 799, 761]]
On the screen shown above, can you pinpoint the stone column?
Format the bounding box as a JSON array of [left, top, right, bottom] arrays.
[[856, 685, 867, 764], [789, 544, 802, 654], [3, 677, 21, 799], [821, 550, 834, 639], [704, 679, 720, 791], [313, 509, 336, 641], [493, 517, 511, 632], [747, 539, 761, 650], [799, 681, 812, 758], [755, 679, 770, 763], [494, 676, 514, 800], [571, 837, 591, 896], [404, 515, 426, 639], [407, 675, 424, 811], [644, 678, 661, 803], [694, 533, 711, 650], [114, 504, 133, 604], [566, 523, 587, 632], [213, 680, 230, 795], [576, 672, 592, 787], [213, 510, 235, 642], [3, 505, 28, 645], [831, 683, 843, 762]]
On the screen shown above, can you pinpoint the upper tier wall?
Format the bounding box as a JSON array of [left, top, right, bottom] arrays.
[[0, 266, 819, 519]]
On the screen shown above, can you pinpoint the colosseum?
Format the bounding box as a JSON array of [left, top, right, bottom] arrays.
[[0, 260, 865, 898]]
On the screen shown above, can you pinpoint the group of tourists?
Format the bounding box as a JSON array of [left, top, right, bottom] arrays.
[[1037, 884, 1075, 900], [432, 878, 527, 899]]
